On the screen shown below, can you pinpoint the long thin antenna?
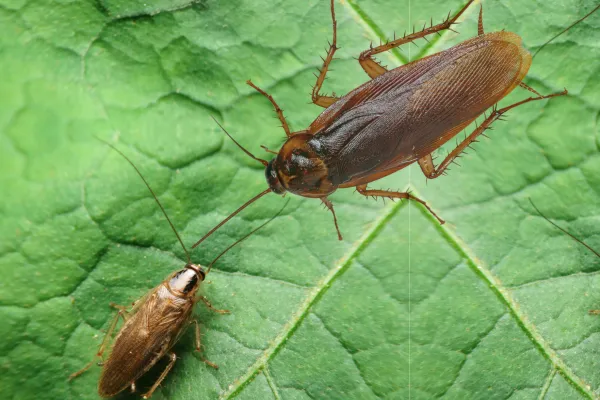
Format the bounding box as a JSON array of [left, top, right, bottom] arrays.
[[98, 138, 191, 263], [191, 187, 272, 249], [532, 4, 600, 58], [211, 116, 268, 167], [206, 200, 289, 274], [529, 198, 600, 258]]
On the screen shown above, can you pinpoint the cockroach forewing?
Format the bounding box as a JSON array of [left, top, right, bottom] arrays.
[[97, 283, 194, 397], [407, 32, 530, 156], [309, 32, 530, 187]]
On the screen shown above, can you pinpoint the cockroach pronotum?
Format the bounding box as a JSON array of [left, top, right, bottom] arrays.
[[192, 0, 599, 246], [69, 141, 286, 399]]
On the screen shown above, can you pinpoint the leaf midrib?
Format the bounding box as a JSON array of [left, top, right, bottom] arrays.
[[221, 198, 407, 399]]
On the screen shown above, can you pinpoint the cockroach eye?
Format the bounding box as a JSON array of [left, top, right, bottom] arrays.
[[265, 159, 286, 195]]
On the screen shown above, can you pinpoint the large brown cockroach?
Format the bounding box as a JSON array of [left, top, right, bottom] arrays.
[[69, 142, 285, 399], [192, 0, 598, 246]]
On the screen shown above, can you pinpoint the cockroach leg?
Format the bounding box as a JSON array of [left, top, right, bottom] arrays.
[[246, 80, 292, 137], [358, 0, 476, 79], [518, 82, 542, 97], [312, 0, 340, 108], [197, 295, 230, 314], [356, 184, 445, 225], [109, 303, 128, 312], [260, 145, 278, 155], [417, 154, 437, 179], [193, 320, 219, 369], [141, 352, 177, 399], [69, 307, 128, 381], [418, 89, 568, 180], [320, 197, 343, 240], [109, 302, 131, 321], [69, 361, 96, 381], [477, 5, 484, 36]]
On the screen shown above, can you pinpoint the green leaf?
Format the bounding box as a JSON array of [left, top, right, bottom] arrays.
[[1, 0, 599, 399]]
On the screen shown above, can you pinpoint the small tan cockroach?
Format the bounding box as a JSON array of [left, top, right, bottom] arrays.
[[69, 141, 285, 399], [192, 0, 599, 245]]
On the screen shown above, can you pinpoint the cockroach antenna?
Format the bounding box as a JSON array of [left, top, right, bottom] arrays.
[[532, 4, 600, 58], [529, 198, 600, 258], [191, 187, 272, 249], [211, 116, 268, 166], [96, 137, 192, 263], [206, 199, 289, 274]]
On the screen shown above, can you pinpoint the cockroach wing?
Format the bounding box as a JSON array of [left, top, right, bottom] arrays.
[[308, 32, 531, 187], [97, 287, 193, 397]]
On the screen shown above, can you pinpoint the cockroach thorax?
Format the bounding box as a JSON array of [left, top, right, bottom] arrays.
[[168, 265, 205, 296]]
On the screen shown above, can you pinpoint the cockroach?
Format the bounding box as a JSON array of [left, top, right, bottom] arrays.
[[529, 199, 600, 314], [192, 0, 599, 247], [69, 141, 286, 399]]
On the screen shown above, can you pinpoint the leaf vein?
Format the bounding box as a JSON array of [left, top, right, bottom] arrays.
[[219, 199, 407, 399]]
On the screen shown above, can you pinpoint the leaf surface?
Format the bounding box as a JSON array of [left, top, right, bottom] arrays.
[[1, 0, 600, 399]]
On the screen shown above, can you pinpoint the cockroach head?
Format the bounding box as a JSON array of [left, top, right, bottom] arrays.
[[268, 133, 335, 197], [265, 159, 286, 195], [168, 264, 205, 296]]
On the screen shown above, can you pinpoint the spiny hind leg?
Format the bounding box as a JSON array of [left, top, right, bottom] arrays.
[[355, 184, 444, 225], [247, 80, 293, 137], [192, 319, 219, 369], [358, 0, 476, 78], [141, 352, 177, 399], [197, 295, 230, 314], [321, 197, 343, 240], [418, 89, 568, 179], [68, 306, 128, 380], [312, 0, 341, 108]]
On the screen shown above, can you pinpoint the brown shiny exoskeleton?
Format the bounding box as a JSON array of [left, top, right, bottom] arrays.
[[69, 141, 285, 399], [192, 0, 597, 247]]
